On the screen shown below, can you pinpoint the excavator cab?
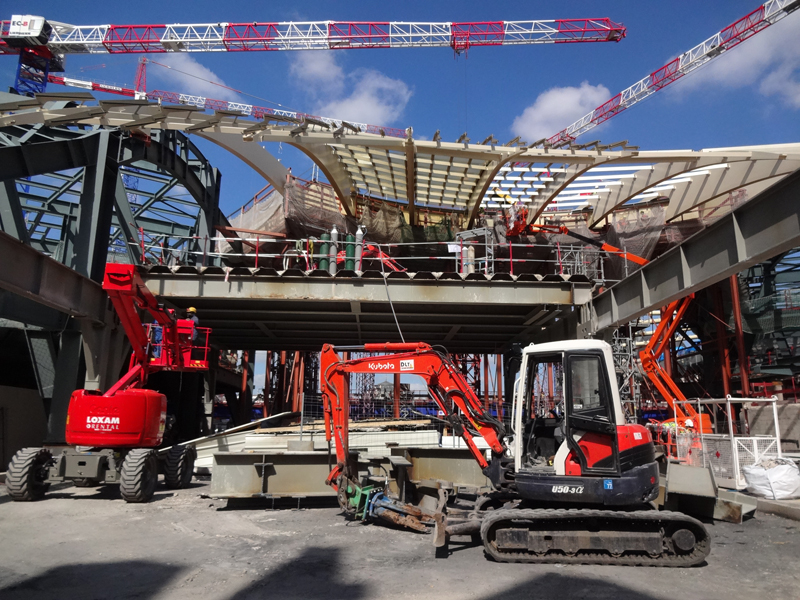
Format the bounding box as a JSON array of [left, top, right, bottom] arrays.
[[509, 340, 659, 506]]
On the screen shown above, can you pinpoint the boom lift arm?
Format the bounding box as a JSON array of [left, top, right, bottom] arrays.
[[638, 294, 711, 433], [101, 263, 210, 396], [503, 204, 649, 266]]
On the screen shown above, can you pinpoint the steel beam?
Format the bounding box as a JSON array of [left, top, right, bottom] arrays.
[[143, 274, 592, 306], [0, 179, 30, 244], [587, 169, 800, 333], [0, 230, 107, 324], [0, 289, 68, 329]]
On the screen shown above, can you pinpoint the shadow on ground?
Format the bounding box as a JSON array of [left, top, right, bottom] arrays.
[[229, 547, 366, 599], [0, 550, 669, 600], [0, 560, 185, 600], [476, 572, 663, 600]]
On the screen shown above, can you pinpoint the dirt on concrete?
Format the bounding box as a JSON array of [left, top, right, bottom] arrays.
[[1, 478, 799, 600]]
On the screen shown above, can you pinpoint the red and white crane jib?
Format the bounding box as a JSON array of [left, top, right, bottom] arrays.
[[44, 72, 409, 138], [544, 0, 800, 148], [1, 18, 625, 55]]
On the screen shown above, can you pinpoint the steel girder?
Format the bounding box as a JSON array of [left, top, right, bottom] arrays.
[[0, 230, 107, 324], [0, 121, 223, 442], [0, 124, 222, 269], [585, 169, 800, 334]]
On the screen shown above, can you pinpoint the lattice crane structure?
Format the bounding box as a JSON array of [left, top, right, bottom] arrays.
[[1, 15, 625, 95], [543, 0, 799, 149], [489, 0, 800, 213]]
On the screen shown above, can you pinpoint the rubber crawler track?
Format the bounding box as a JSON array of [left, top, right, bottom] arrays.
[[480, 508, 711, 567]]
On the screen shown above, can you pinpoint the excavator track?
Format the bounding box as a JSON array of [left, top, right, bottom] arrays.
[[480, 508, 710, 567]]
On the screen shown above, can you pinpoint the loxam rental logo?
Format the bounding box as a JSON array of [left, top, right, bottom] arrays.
[[86, 416, 120, 431]]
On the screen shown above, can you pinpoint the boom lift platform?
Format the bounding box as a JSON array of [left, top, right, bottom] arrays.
[[321, 341, 710, 566], [5, 263, 210, 503]]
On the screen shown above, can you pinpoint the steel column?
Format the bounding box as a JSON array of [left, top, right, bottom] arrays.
[[111, 170, 142, 265], [714, 285, 732, 397], [729, 274, 751, 396], [0, 179, 30, 244], [65, 130, 116, 281], [393, 373, 401, 419], [23, 329, 57, 399], [45, 327, 84, 443], [496, 355, 504, 419]]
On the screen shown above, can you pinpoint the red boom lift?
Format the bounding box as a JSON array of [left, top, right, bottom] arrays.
[[320, 341, 710, 566], [504, 206, 649, 267], [5, 263, 210, 503], [639, 294, 713, 458]]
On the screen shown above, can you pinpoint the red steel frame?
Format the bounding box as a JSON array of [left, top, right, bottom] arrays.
[[1, 18, 626, 56]]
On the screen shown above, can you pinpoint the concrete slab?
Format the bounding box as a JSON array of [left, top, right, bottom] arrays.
[[757, 497, 800, 521]]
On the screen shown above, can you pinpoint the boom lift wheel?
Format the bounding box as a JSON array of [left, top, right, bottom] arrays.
[[164, 445, 196, 489], [119, 449, 158, 503], [5, 447, 52, 501]]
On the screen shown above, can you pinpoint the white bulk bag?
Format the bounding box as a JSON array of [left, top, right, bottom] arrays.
[[743, 459, 800, 500]]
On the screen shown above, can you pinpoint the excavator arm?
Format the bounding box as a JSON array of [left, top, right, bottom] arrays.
[[321, 342, 505, 485]]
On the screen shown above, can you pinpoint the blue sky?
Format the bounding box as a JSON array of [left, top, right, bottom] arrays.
[[4, 1, 800, 391], [4, 0, 800, 220]]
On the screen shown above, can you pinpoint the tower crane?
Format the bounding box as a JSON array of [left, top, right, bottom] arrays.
[[43, 68, 410, 138], [1, 15, 626, 96], [541, 0, 800, 148]]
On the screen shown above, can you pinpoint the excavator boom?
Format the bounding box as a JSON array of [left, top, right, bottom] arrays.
[[321, 342, 504, 483]]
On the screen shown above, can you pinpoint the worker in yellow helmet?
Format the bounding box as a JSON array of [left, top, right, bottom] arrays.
[[186, 307, 202, 361], [186, 306, 199, 342]]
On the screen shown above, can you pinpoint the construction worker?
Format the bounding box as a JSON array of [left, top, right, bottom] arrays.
[[186, 307, 203, 362], [186, 307, 199, 342]]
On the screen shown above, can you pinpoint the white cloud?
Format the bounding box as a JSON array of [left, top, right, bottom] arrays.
[[253, 350, 267, 392], [289, 51, 344, 96], [149, 54, 240, 102], [316, 69, 412, 125], [511, 81, 610, 142], [667, 10, 800, 108], [288, 52, 412, 126]]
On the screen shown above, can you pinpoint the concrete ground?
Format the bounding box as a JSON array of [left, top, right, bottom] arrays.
[[1, 478, 799, 600]]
